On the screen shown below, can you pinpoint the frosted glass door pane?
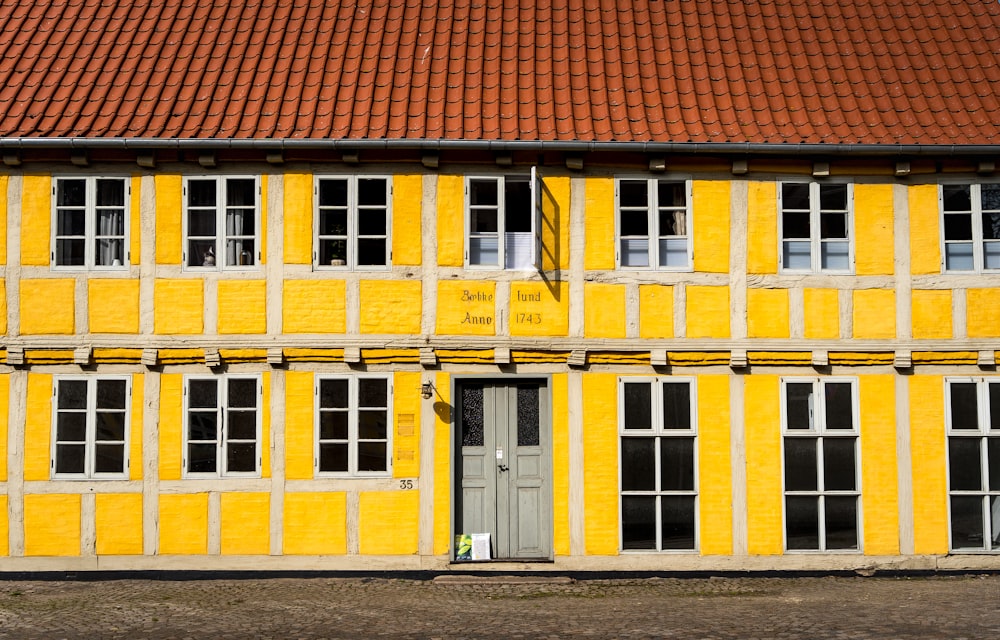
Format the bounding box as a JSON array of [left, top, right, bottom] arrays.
[[658, 238, 688, 267]]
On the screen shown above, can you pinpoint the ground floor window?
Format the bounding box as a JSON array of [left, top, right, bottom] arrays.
[[52, 376, 131, 478], [315, 375, 391, 476], [184, 375, 261, 477], [619, 378, 697, 551], [947, 378, 1000, 551]]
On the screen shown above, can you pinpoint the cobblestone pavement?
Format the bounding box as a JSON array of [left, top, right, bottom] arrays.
[[0, 574, 998, 639]]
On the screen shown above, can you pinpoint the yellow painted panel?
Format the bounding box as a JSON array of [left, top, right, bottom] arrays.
[[20, 279, 75, 334], [129, 176, 141, 269], [551, 374, 570, 556], [912, 290, 953, 339], [130, 373, 143, 481], [153, 279, 204, 334], [744, 375, 782, 555], [638, 284, 673, 339], [283, 492, 347, 555], [584, 178, 615, 270], [540, 175, 570, 271], [436, 280, 496, 335], [88, 279, 140, 333], [746, 288, 789, 338], [359, 280, 422, 334], [285, 371, 314, 480], [803, 288, 840, 339], [0, 175, 7, 264], [686, 285, 730, 338], [217, 280, 266, 334], [967, 288, 1000, 338], [854, 184, 894, 276], [393, 174, 422, 266], [0, 280, 6, 335], [437, 174, 464, 267], [909, 184, 940, 275], [154, 175, 182, 265], [159, 493, 208, 554], [284, 172, 312, 265], [393, 371, 421, 479], [283, 279, 346, 334], [584, 283, 626, 338], [859, 375, 899, 555], [853, 289, 896, 339], [221, 492, 270, 555], [510, 281, 569, 337], [433, 371, 451, 555], [95, 493, 143, 555], [0, 496, 7, 556], [0, 376, 7, 481], [359, 491, 419, 554], [158, 374, 183, 481], [698, 375, 732, 555], [24, 374, 51, 481], [747, 181, 778, 274], [24, 494, 80, 556], [910, 375, 948, 554], [20, 175, 50, 266], [582, 373, 618, 555], [692, 180, 730, 274]]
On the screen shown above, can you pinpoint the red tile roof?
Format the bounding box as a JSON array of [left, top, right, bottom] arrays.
[[0, 0, 997, 145]]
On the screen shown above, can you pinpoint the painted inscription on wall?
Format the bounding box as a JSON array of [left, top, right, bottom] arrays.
[[510, 281, 569, 337], [436, 281, 496, 335]]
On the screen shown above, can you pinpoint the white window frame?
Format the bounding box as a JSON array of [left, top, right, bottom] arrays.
[[182, 176, 261, 270], [464, 170, 541, 270], [51, 176, 131, 270], [940, 183, 1000, 273], [945, 377, 1000, 552], [314, 374, 393, 477], [780, 377, 861, 552], [51, 375, 132, 479], [313, 175, 392, 270], [615, 178, 693, 270], [778, 181, 854, 274], [182, 375, 262, 478], [618, 377, 698, 552]]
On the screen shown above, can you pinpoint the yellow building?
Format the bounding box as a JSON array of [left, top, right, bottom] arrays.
[[0, 0, 998, 572]]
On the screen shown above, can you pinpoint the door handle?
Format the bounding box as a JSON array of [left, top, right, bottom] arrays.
[[497, 464, 509, 473]]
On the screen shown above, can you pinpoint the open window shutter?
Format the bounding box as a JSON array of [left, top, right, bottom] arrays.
[[531, 166, 541, 270]]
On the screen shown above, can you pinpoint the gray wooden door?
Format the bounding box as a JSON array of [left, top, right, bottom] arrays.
[[456, 380, 550, 560]]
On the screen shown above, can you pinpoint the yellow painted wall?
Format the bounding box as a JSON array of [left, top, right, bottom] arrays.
[[393, 371, 421, 478], [746, 288, 789, 338], [218, 280, 266, 334], [854, 184, 894, 276], [359, 491, 419, 554], [20, 174, 50, 266], [88, 279, 140, 333], [221, 492, 270, 555], [584, 178, 615, 270], [437, 175, 464, 266], [158, 374, 183, 480], [910, 375, 948, 554], [159, 493, 208, 554], [692, 180, 730, 273], [686, 285, 730, 338], [638, 284, 673, 339], [20, 279, 75, 334], [359, 280, 422, 334], [436, 280, 496, 335], [154, 279, 204, 334], [698, 375, 732, 555], [540, 175, 571, 271], [744, 375, 782, 555], [552, 374, 570, 556], [0, 376, 7, 481], [283, 492, 347, 555], [909, 184, 940, 275], [283, 172, 312, 264], [858, 375, 899, 554], [582, 373, 618, 555], [0, 280, 6, 335], [803, 288, 840, 339], [284, 371, 314, 480], [584, 283, 626, 338], [24, 373, 51, 481], [747, 181, 778, 273], [155, 175, 182, 264], [24, 494, 80, 556], [392, 174, 423, 266], [95, 493, 143, 555], [433, 371, 451, 555], [967, 288, 1000, 338], [283, 280, 346, 334], [510, 281, 569, 337], [912, 290, 952, 339], [853, 289, 896, 339], [0, 496, 7, 556]]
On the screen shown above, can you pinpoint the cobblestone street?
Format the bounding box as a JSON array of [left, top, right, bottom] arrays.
[[0, 573, 997, 639]]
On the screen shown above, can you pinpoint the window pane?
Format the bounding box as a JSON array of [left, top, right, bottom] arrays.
[[824, 496, 859, 550], [784, 437, 817, 491], [227, 410, 257, 440], [228, 379, 257, 409], [187, 443, 217, 473], [319, 209, 347, 236], [57, 179, 86, 206], [657, 181, 685, 207], [226, 442, 256, 472], [95, 238, 124, 266], [96, 179, 125, 207], [56, 413, 86, 442], [991, 384, 1000, 430], [468, 236, 498, 265], [517, 385, 540, 447], [319, 411, 348, 440], [820, 212, 847, 239], [461, 385, 484, 447], [981, 211, 1000, 240], [357, 210, 386, 235], [319, 179, 348, 207], [782, 240, 811, 269], [984, 241, 1000, 270], [621, 496, 656, 550], [786, 496, 819, 550], [357, 178, 387, 206], [188, 239, 216, 267], [56, 238, 85, 266], [660, 495, 696, 550], [55, 444, 85, 474], [187, 180, 216, 207], [320, 379, 348, 409], [989, 438, 1000, 491], [320, 238, 347, 265], [58, 380, 88, 410], [943, 213, 973, 240], [623, 383, 652, 430], [950, 495, 985, 550], [945, 242, 974, 270], [356, 238, 386, 266], [359, 378, 387, 407], [620, 438, 655, 491], [358, 442, 387, 472], [189, 380, 217, 409], [469, 179, 497, 206], [823, 438, 856, 491], [620, 238, 650, 267], [56, 209, 86, 236], [824, 383, 854, 430], [949, 438, 982, 491], [781, 183, 810, 210], [96, 379, 126, 409], [820, 241, 849, 270], [659, 238, 687, 267], [226, 179, 255, 207], [95, 412, 126, 441], [785, 383, 814, 430], [658, 210, 686, 237], [94, 444, 124, 474], [619, 181, 647, 208], [991, 496, 1000, 548], [661, 382, 691, 430], [660, 437, 694, 491], [505, 179, 532, 233], [187, 412, 218, 442], [942, 185, 971, 212], [819, 184, 847, 211], [983, 185, 1000, 211], [358, 410, 387, 440], [619, 210, 648, 236], [782, 211, 810, 238], [949, 383, 979, 430], [319, 443, 348, 472]]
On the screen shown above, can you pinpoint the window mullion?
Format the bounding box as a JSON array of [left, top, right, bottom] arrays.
[[218, 380, 227, 478], [85, 378, 97, 478]]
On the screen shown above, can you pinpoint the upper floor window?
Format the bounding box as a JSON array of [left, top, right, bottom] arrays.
[[315, 375, 392, 476], [52, 177, 129, 269], [466, 172, 539, 269], [184, 375, 261, 478], [52, 376, 131, 479], [941, 184, 1000, 272], [779, 182, 853, 273], [315, 177, 391, 269], [183, 177, 260, 270], [617, 179, 691, 269]]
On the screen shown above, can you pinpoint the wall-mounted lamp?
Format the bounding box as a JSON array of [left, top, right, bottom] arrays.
[[421, 382, 435, 399]]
